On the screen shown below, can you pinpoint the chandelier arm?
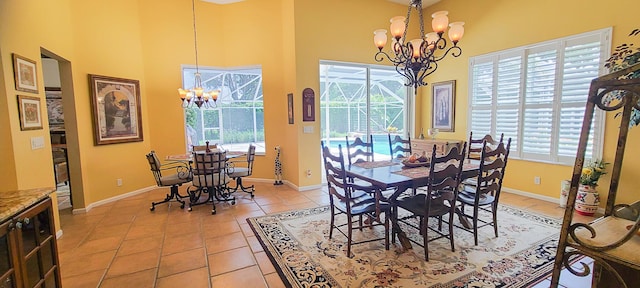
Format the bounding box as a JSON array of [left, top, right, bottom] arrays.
[[375, 51, 403, 65], [431, 46, 463, 62], [395, 65, 414, 87]]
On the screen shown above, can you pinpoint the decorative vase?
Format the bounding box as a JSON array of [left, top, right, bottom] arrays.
[[559, 180, 570, 208], [575, 184, 600, 216]]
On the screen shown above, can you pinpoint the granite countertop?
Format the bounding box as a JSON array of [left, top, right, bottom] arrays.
[[0, 187, 56, 223]]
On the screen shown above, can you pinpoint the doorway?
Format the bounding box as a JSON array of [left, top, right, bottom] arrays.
[[41, 49, 80, 211]]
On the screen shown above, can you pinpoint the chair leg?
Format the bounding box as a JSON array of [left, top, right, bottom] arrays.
[[150, 185, 185, 211], [329, 206, 335, 239], [232, 177, 255, 197], [384, 212, 390, 250], [448, 211, 455, 252], [492, 203, 499, 237], [473, 205, 480, 246], [422, 216, 429, 261], [347, 216, 353, 258]]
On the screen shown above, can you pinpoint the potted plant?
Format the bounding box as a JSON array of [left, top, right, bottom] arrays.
[[575, 159, 609, 216], [604, 28, 640, 126]]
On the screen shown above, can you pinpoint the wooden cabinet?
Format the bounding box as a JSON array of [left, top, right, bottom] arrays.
[[0, 198, 61, 288], [411, 139, 462, 155]]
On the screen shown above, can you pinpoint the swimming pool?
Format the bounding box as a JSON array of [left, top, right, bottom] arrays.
[[323, 134, 394, 159]]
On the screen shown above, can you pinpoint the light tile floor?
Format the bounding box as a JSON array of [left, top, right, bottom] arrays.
[[57, 181, 596, 287]]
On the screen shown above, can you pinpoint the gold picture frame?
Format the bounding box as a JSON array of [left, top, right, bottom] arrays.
[[12, 53, 39, 93], [89, 74, 143, 145], [17, 95, 43, 130], [431, 80, 456, 132]]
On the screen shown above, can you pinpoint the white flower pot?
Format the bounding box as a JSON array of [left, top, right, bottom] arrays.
[[560, 180, 571, 208], [575, 184, 600, 216]]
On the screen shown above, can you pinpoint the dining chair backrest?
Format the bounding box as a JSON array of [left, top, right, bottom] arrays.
[[321, 141, 348, 190], [146, 151, 164, 186], [388, 134, 412, 159], [191, 151, 229, 188], [345, 135, 374, 165], [426, 143, 467, 204], [474, 138, 511, 200], [467, 132, 503, 160], [245, 144, 256, 176]]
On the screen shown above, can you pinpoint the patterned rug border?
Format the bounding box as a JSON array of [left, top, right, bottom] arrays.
[[247, 204, 562, 288]]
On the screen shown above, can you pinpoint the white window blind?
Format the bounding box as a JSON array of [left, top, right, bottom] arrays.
[[468, 28, 610, 164]]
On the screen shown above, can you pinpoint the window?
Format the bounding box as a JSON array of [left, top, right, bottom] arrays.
[[320, 61, 410, 160], [183, 66, 265, 154], [468, 28, 610, 164]]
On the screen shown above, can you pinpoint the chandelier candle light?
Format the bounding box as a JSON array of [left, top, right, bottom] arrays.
[[178, 0, 220, 109], [373, 0, 464, 91]]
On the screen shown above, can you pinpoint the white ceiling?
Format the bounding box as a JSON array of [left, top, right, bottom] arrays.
[[388, 0, 441, 6]]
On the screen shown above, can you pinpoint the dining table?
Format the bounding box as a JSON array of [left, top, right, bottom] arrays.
[[344, 158, 480, 250]]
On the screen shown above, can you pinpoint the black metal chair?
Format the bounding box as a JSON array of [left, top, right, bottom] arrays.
[[457, 138, 511, 245], [393, 144, 466, 261], [321, 141, 390, 258], [187, 150, 235, 214], [388, 134, 412, 159], [345, 135, 374, 165], [145, 151, 192, 211], [227, 144, 256, 197]]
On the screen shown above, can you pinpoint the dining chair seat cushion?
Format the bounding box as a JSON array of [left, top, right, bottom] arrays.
[[333, 190, 390, 215], [228, 167, 250, 178], [161, 173, 190, 186], [192, 173, 230, 187], [397, 193, 452, 217], [457, 190, 495, 206]]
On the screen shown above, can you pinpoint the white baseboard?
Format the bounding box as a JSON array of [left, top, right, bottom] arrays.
[[501, 187, 605, 214], [71, 186, 156, 214], [242, 177, 323, 191]]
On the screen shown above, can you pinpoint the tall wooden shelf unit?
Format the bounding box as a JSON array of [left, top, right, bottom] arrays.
[[551, 63, 640, 287]]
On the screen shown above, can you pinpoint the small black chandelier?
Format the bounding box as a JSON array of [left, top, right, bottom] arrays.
[[373, 0, 465, 90], [178, 0, 220, 109]]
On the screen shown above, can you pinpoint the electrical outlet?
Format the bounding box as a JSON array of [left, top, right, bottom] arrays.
[[306, 169, 312, 178], [117, 178, 123, 186], [534, 176, 541, 185]]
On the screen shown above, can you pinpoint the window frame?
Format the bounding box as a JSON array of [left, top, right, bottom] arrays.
[[467, 28, 611, 165]]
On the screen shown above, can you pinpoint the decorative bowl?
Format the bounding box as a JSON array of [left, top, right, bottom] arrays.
[[401, 159, 430, 168]]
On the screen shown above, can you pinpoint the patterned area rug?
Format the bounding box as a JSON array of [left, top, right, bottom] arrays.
[[247, 205, 561, 287]]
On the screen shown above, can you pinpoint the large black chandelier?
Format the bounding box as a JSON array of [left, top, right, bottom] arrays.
[[373, 0, 465, 90], [178, 0, 220, 109]]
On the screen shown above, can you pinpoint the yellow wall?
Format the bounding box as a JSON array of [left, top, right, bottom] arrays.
[[424, 0, 640, 205], [1, 0, 638, 214]]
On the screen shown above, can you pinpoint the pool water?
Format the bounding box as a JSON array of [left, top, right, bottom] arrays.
[[323, 134, 394, 158]]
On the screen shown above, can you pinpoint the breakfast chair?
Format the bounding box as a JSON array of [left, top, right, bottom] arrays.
[[145, 150, 192, 211], [321, 141, 390, 258], [187, 150, 233, 214], [388, 134, 412, 159], [393, 143, 466, 261], [345, 135, 374, 165], [227, 144, 256, 197], [457, 138, 511, 245]]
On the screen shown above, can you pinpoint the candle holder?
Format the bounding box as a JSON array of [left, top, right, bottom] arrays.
[[427, 128, 439, 140]]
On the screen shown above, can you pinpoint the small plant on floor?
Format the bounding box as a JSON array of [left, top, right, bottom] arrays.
[[580, 159, 609, 187], [604, 28, 640, 127]]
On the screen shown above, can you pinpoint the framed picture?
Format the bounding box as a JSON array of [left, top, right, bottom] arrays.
[[431, 80, 456, 132], [12, 53, 39, 93], [45, 87, 64, 129], [89, 74, 143, 145], [17, 95, 43, 130], [287, 93, 294, 124]]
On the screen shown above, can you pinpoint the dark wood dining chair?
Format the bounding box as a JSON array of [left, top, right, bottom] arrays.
[[145, 151, 192, 211], [187, 150, 234, 214], [388, 134, 412, 159], [345, 135, 374, 165], [467, 132, 504, 160], [457, 138, 511, 245], [393, 143, 466, 261], [321, 141, 390, 258], [227, 144, 256, 197]]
